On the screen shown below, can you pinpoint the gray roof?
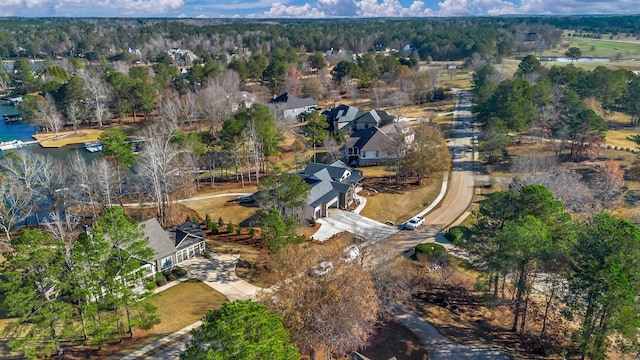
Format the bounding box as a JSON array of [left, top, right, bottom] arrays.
[[269, 92, 318, 110], [140, 218, 176, 261], [323, 104, 360, 123], [300, 162, 364, 208], [375, 110, 394, 124], [309, 179, 338, 207], [173, 221, 206, 250], [347, 127, 396, 152], [354, 110, 382, 125], [346, 127, 378, 149], [302, 163, 349, 182]]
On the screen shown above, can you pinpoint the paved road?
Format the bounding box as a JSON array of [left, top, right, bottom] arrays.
[[388, 91, 510, 359], [383, 90, 478, 255]]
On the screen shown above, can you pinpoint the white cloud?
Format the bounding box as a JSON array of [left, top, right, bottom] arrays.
[[0, 0, 184, 16], [358, 0, 435, 16], [262, 0, 435, 17], [264, 2, 326, 17]]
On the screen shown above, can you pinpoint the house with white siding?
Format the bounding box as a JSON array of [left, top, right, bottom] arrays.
[[298, 161, 364, 221], [345, 123, 414, 167], [140, 219, 206, 274]]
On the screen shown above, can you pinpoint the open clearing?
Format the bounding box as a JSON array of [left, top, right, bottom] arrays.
[[102, 280, 227, 359], [33, 129, 104, 148], [182, 194, 258, 225], [360, 175, 443, 225]]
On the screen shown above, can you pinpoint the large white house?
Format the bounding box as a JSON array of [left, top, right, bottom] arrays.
[[298, 161, 364, 221], [269, 92, 319, 122], [345, 123, 414, 166]]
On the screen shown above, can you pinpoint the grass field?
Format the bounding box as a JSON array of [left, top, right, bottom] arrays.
[[182, 193, 259, 225], [106, 280, 227, 359], [565, 38, 640, 59], [148, 280, 226, 334], [360, 175, 443, 225], [34, 129, 104, 148]]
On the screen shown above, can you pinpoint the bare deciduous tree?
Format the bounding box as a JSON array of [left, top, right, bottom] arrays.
[[66, 101, 83, 135], [0, 153, 46, 226], [137, 123, 191, 225], [388, 78, 414, 120], [0, 176, 32, 244], [92, 158, 117, 207], [511, 155, 595, 212], [43, 211, 79, 244], [200, 71, 240, 133], [78, 68, 111, 127], [67, 152, 99, 220], [34, 94, 64, 139], [261, 246, 380, 360]]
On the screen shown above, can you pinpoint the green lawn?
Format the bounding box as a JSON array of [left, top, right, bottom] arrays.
[[537, 37, 640, 60], [105, 280, 228, 359]]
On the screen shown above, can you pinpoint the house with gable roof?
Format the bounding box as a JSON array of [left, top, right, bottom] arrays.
[[323, 104, 394, 134], [298, 160, 364, 221], [345, 122, 414, 166], [139, 219, 207, 274], [323, 104, 360, 132], [269, 92, 319, 122]]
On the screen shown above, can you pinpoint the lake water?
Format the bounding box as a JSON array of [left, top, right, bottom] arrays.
[[537, 56, 610, 63], [0, 104, 100, 162], [0, 104, 35, 141]]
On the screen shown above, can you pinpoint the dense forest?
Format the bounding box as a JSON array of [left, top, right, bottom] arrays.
[[0, 15, 637, 63]]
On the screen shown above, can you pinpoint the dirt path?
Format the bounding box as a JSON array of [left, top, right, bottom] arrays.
[[394, 305, 510, 360], [120, 192, 252, 207]]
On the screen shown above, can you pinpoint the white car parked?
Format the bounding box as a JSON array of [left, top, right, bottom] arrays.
[[404, 216, 425, 230]]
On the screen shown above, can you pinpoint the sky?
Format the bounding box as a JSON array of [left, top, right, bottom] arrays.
[[0, 0, 638, 18]]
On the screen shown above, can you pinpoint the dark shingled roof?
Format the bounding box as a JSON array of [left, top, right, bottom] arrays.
[[269, 92, 318, 110], [300, 162, 363, 208], [141, 219, 206, 262], [323, 104, 360, 124], [171, 221, 206, 250], [140, 218, 175, 261]]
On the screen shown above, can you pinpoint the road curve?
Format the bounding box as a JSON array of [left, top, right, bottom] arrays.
[[384, 90, 477, 255]]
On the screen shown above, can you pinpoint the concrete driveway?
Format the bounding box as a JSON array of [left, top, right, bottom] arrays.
[[313, 209, 399, 242], [181, 255, 260, 301]]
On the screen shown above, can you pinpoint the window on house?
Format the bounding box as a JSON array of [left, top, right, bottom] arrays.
[[376, 151, 379, 157], [161, 256, 173, 270], [362, 152, 366, 158]]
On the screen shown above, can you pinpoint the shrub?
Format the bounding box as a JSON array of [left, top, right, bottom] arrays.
[[202, 250, 211, 259], [205, 213, 212, 225], [163, 270, 177, 282], [218, 216, 224, 226], [236, 226, 242, 235], [228, 222, 235, 234], [156, 277, 167, 286], [444, 226, 466, 244], [473, 279, 488, 292], [415, 243, 447, 257], [249, 227, 255, 239], [172, 266, 187, 277], [628, 134, 640, 145], [211, 223, 219, 234], [145, 280, 157, 291]]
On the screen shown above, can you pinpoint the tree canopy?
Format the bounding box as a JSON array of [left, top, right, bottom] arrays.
[[182, 300, 299, 360]]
